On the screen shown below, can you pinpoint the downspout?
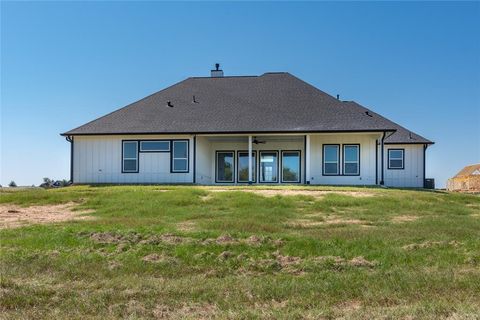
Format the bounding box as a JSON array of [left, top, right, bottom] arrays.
[[65, 136, 74, 183], [193, 135, 196, 184], [423, 144, 427, 188], [380, 132, 385, 185], [375, 138, 378, 185]]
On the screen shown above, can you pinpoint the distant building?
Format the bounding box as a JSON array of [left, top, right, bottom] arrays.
[[447, 164, 480, 192]]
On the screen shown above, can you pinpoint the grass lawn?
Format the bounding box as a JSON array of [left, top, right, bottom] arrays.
[[1, 186, 479, 319]]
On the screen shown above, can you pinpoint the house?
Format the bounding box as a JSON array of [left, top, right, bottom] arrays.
[[61, 66, 434, 187], [447, 164, 480, 192]]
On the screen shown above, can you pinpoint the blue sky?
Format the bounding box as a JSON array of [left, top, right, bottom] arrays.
[[1, 1, 479, 187]]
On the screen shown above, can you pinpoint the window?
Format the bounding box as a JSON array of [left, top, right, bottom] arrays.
[[140, 141, 170, 152], [323, 145, 339, 175], [216, 151, 234, 182], [282, 151, 300, 183], [237, 151, 256, 183], [260, 151, 278, 183], [122, 141, 138, 172], [388, 149, 404, 169], [343, 145, 360, 175], [172, 140, 189, 172]]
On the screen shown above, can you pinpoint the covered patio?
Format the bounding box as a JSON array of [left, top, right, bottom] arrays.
[[195, 134, 309, 185]]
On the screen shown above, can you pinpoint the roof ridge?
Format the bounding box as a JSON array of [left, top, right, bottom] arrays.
[[189, 75, 259, 79]]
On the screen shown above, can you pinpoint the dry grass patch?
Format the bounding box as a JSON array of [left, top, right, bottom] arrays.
[[287, 215, 368, 228], [403, 240, 462, 251], [207, 188, 376, 198], [142, 253, 177, 264], [0, 202, 94, 229], [153, 303, 218, 319], [176, 221, 197, 232], [392, 215, 419, 223]]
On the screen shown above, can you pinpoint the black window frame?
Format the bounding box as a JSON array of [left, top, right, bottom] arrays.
[[322, 144, 340, 176], [139, 140, 170, 152], [342, 144, 360, 176], [388, 148, 405, 170], [259, 150, 279, 183], [215, 151, 235, 183], [122, 140, 139, 173], [237, 151, 257, 183], [281, 150, 301, 183], [171, 140, 190, 173]]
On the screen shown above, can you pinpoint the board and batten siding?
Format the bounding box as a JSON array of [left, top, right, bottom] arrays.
[[383, 144, 424, 188], [309, 133, 381, 185], [73, 135, 194, 184]]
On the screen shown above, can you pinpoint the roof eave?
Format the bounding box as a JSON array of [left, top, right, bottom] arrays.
[[60, 128, 397, 137]]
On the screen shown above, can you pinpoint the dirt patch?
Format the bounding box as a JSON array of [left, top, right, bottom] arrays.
[[217, 251, 233, 260], [392, 215, 419, 223], [176, 221, 196, 232], [159, 233, 188, 244], [335, 300, 362, 312], [207, 188, 375, 198], [215, 234, 238, 244], [90, 232, 125, 244], [153, 303, 217, 319], [314, 255, 377, 268], [0, 203, 94, 229], [200, 194, 214, 202], [201, 234, 284, 247], [403, 240, 462, 251], [142, 253, 175, 264], [86, 232, 192, 245], [348, 256, 377, 268], [245, 235, 263, 246]]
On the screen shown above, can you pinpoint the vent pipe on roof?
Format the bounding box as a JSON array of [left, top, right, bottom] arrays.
[[211, 63, 224, 77], [336, 94, 340, 100]]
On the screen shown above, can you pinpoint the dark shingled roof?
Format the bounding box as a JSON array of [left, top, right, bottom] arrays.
[[62, 72, 433, 144], [342, 101, 433, 144]]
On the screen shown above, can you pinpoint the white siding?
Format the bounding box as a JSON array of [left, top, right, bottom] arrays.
[[384, 144, 424, 188], [73, 135, 193, 184], [72, 133, 426, 187], [195, 136, 213, 184], [308, 133, 380, 185]]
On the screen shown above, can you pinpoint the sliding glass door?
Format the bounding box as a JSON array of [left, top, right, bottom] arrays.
[[259, 151, 278, 183], [216, 151, 234, 183], [282, 151, 301, 183], [238, 151, 256, 183]]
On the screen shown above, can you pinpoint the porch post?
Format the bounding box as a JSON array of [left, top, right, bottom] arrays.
[[248, 135, 253, 184], [305, 134, 311, 184]]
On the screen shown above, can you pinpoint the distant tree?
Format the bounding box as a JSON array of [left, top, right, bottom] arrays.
[[43, 177, 52, 184], [9, 181, 17, 188], [60, 179, 70, 187]]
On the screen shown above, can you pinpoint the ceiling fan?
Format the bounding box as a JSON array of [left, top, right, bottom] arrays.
[[252, 137, 266, 144]]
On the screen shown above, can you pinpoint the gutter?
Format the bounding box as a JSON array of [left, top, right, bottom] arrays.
[[59, 128, 398, 137]]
